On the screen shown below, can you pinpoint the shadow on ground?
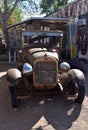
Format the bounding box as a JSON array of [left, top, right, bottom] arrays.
[[0, 63, 88, 130], [17, 95, 81, 130]]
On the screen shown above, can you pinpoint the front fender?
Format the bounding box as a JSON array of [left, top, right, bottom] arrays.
[[6, 68, 22, 86]]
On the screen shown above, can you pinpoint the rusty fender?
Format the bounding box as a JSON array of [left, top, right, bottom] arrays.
[[6, 68, 22, 87]]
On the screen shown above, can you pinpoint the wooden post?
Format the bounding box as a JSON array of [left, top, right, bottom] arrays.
[[13, 30, 17, 62], [14, 50, 16, 62], [9, 50, 11, 63]]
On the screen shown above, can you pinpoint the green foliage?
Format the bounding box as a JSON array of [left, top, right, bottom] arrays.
[[40, 0, 68, 14], [7, 7, 23, 26], [0, 0, 40, 28], [0, 0, 40, 47]]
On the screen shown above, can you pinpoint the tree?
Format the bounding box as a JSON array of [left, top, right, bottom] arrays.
[[0, 8, 22, 29], [40, 0, 68, 15], [0, 0, 39, 49], [7, 7, 23, 26]]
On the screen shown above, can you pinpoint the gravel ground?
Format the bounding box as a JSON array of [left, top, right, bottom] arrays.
[[0, 62, 88, 130]]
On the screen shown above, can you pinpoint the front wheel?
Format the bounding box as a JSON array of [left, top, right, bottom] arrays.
[[9, 86, 19, 108], [75, 85, 85, 104]]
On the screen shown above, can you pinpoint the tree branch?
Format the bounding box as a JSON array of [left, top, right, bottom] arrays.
[[4, 0, 8, 13], [0, 8, 3, 23], [7, 0, 19, 21], [0, 8, 1, 13]]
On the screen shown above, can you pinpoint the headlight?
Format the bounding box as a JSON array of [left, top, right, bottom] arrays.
[[60, 62, 70, 72], [23, 63, 33, 74]]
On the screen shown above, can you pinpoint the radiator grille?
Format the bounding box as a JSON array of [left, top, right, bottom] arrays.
[[34, 61, 57, 84]]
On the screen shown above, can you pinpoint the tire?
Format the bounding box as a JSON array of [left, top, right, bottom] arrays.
[[75, 85, 85, 104], [9, 86, 19, 108], [67, 58, 86, 75]]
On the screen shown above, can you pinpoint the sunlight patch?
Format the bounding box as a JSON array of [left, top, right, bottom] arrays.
[[32, 116, 55, 130], [0, 72, 7, 77], [83, 96, 88, 110]]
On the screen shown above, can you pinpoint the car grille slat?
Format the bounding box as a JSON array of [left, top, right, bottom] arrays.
[[34, 61, 57, 84]]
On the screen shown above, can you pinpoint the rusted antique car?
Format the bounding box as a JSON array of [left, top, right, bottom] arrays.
[[6, 18, 85, 108]]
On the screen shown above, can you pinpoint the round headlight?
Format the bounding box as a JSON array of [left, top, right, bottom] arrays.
[[23, 63, 33, 74], [60, 62, 70, 72]]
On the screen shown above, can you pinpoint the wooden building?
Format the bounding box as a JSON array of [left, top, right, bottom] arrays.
[[7, 0, 88, 61], [7, 17, 71, 62], [47, 0, 88, 61]]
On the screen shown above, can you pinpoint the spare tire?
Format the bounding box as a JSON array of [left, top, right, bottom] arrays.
[[75, 85, 85, 104], [67, 58, 86, 75]]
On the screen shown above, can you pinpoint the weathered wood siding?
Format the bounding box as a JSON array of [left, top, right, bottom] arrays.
[[47, 0, 88, 60], [47, 0, 88, 18]]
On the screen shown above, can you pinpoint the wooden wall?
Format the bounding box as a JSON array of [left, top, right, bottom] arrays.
[[47, 0, 88, 61], [47, 0, 88, 19]]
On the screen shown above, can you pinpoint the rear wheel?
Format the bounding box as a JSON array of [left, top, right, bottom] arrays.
[[9, 86, 19, 108], [75, 85, 85, 104]]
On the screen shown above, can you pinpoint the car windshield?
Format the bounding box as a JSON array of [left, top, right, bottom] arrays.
[[22, 30, 63, 48]]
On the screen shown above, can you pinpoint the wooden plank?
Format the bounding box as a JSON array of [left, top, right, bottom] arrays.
[[22, 31, 63, 37]]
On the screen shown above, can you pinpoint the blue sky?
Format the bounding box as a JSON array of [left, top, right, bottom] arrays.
[[68, 0, 75, 2]]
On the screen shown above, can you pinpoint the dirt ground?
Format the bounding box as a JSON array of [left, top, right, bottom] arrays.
[[0, 62, 88, 130]]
